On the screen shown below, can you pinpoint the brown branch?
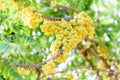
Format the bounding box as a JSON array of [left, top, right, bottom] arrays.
[[41, 0, 80, 21], [36, 68, 43, 80], [84, 50, 95, 68], [87, 49, 99, 61], [90, 44, 119, 79], [42, 14, 73, 21], [8, 46, 63, 69], [90, 44, 110, 68], [77, 44, 95, 69], [46, 0, 79, 14], [77, 44, 103, 80], [86, 39, 120, 79], [85, 38, 112, 56], [42, 0, 80, 21]]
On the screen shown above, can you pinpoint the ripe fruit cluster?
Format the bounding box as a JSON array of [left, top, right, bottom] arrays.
[[0, 0, 6, 10], [41, 12, 95, 62], [21, 7, 42, 29], [51, 1, 57, 7], [42, 60, 56, 75], [0, 0, 23, 10], [17, 67, 30, 75]]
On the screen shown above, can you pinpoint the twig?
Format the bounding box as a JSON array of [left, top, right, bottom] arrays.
[[41, 0, 80, 21], [85, 38, 112, 56], [77, 44, 103, 80], [77, 45, 94, 68], [89, 43, 117, 79], [90, 44, 110, 68], [36, 68, 43, 80], [87, 49, 99, 61], [8, 46, 63, 69], [42, 14, 73, 21]]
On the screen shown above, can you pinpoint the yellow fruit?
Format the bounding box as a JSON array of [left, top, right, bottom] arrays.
[[66, 73, 74, 80], [42, 60, 56, 75], [54, 8, 58, 12], [21, 7, 41, 29], [97, 46, 109, 59], [17, 67, 30, 75], [41, 12, 95, 63], [54, 53, 70, 63], [51, 1, 56, 7]]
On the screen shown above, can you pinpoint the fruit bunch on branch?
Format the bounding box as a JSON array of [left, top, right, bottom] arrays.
[[0, 0, 120, 80]]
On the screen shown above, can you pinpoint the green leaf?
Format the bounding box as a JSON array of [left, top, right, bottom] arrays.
[[0, 42, 12, 57]]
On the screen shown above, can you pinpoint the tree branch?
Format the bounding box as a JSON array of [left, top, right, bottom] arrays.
[[90, 44, 110, 68], [85, 38, 112, 56], [8, 46, 63, 69], [41, 14, 73, 21], [36, 68, 43, 80], [77, 44, 103, 80], [41, 0, 80, 21]]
